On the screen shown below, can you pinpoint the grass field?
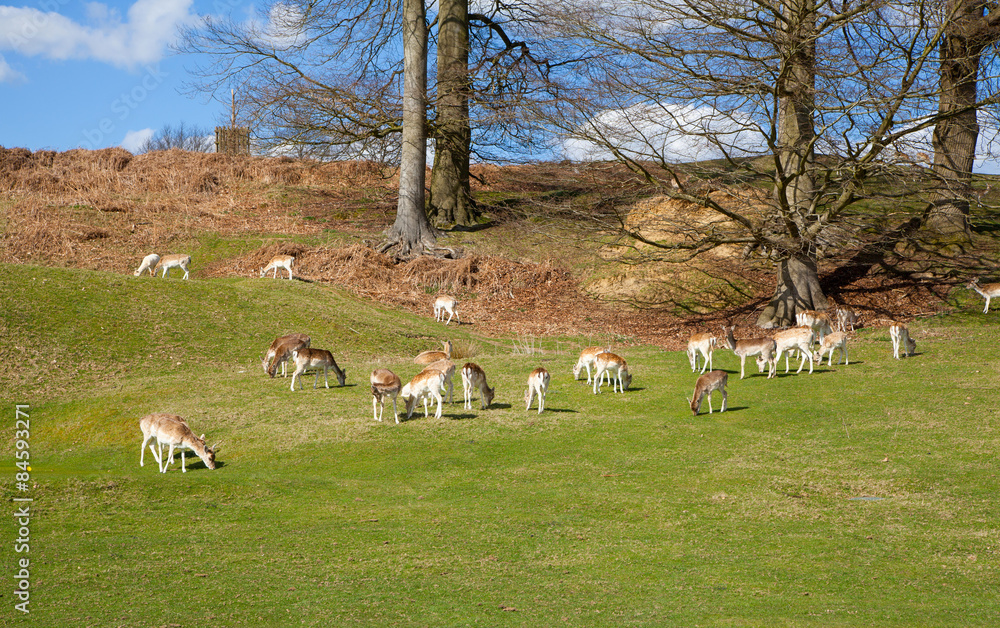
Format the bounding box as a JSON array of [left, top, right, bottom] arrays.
[[2, 263, 998, 626]]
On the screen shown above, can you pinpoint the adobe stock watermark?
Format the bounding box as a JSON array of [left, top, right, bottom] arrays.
[[12, 404, 32, 614], [80, 64, 169, 150]]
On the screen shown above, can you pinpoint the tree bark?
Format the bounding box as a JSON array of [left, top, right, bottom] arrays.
[[758, 0, 826, 328], [757, 254, 828, 328], [428, 0, 477, 227], [924, 0, 997, 244], [386, 0, 437, 256]]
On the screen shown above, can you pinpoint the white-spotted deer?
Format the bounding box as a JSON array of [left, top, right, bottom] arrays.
[[461, 363, 495, 410], [836, 306, 860, 332], [524, 367, 550, 413], [968, 277, 1000, 313], [796, 310, 832, 345], [155, 254, 191, 280], [889, 323, 917, 359], [433, 295, 460, 325], [139, 413, 217, 473], [260, 254, 294, 279], [723, 326, 776, 379], [768, 326, 816, 375], [133, 253, 160, 277], [421, 359, 456, 404], [593, 352, 631, 394], [400, 369, 447, 419], [686, 333, 716, 374], [814, 331, 849, 366], [573, 346, 610, 385], [689, 370, 728, 416], [290, 348, 347, 391], [263, 333, 311, 377], [370, 368, 402, 423], [415, 340, 453, 365]]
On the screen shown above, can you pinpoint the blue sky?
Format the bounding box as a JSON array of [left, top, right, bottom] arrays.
[[0, 0, 246, 152]]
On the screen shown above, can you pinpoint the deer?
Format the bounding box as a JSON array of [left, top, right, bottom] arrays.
[[813, 331, 849, 366], [433, 295, 460, 325], [836, 306, 860, 332], [766, 326, 816, 375], [133, 253, 160, 277], [686, 332, 716, 374], [524, 367, 550, 413], [260, 254, 294, 280], [290, 348, 347, 391], [139, 413, 217, 473], [370, 368, 402, 423], [420, 358, 456, 404], [722, 325, 777, 379], [889, 323, 917, 359], [400, 368, 447, 419], [796, 309, 832, 345], [155, 254, 191, 279], [572, 346, 610, 384], [593, 352, 632, 394], [415, 340, 453, 365], [968, 277, 1000, 313], [262, 333, 311, 377], [461, 363, 495, 410], [689, 370, 728, 416]]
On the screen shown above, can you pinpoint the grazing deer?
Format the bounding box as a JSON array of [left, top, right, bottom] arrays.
[[889, 323, 917, 359], [689, 370, 728, 416], [421, 359, 456, 404], [401, 369, 447, 419], [768, 327, 816, 375], [139, 413, 217, 473], [260, 254, 294, 280], [133, 253, 160, 277], [814, 331, 849, 366], [461, 362, 495, 410], [414, 339, 453, 365], [370, 369, 402, 423], [796, 310, 832, 345], [524, 367, 550, 413], [836, 306, 860, 332], [262, 333, 311, 377], [723, 326, 777, 379], [155, 254, 191, 279], [572, 346, 610, 384], [593, 352, 632, 394], [433, 295, 460, 325], [686, 333, 716, 374], [290, 348, 347, 391], [968, 277, 1000, 313]]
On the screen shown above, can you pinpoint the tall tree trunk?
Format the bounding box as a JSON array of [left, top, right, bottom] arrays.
[[428, 0, 477, 227], [758, 0, 826, 328], [757, 254, 828, 328], [924, 0, 993, 244], [386, 0, 436, 256]]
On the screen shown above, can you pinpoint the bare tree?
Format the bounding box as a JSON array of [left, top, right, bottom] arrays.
[[543, 0, 997, 327], [138, 122, 214, 153], [924, 0, 1000, 244], [386, 0, 438, 255], [428, 0, 476, 227]]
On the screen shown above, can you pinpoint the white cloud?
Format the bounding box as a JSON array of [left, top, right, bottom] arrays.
[[0, 54, 25, 83], [120, 127, 154, 153], [562, 103, 768, 163], [0, 0, 198, 70]]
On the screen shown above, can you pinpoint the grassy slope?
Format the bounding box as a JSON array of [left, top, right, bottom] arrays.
[[2, 263, 999, 626]]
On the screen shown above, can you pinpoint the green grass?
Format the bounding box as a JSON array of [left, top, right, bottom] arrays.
[[2, 264, 998, 626]]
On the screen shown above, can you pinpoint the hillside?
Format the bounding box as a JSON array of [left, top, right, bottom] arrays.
[[1, 147, 993, 348], [2, 149, 1000, 626]]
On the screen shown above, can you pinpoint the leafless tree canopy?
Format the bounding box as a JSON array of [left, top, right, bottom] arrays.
[[138, 123, 215, 154]]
